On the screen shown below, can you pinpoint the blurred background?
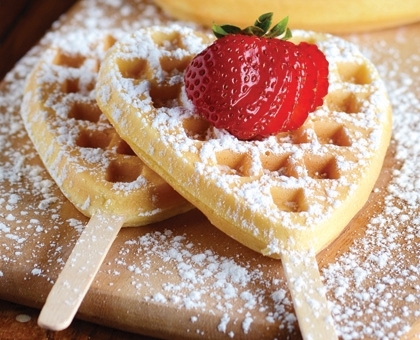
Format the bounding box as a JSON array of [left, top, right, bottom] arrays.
[[0, 0, 77, 79]]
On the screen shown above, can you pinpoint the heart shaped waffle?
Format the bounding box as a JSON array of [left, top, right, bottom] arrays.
[[21, 29, 194, 330], [21, 29, 192, 227], [98, 24, 392, 338], [96, 25, 392, 256]]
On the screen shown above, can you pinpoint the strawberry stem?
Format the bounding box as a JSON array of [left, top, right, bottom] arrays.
[[212, 13, 292, 40]]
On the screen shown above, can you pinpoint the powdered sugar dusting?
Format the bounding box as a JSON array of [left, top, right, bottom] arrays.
[[98, 23, 392, 258], [19, 23, 192, 225], [320, 28, 420, 339], [0, 0, 419, 338], [116, 228, 297, 335]]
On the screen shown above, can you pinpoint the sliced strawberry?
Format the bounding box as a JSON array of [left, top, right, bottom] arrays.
[[302, 42, 329, 109], [184, 13, 329, 141], [285, 43, 318, 130], [240, 39, 292, 138], [255, 42, 299, 136], [251, 41, 328, 135]]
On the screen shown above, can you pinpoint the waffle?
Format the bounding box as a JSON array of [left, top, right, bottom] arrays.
[[20, 29, 193, 226], [154, 0, 420, 33], [96, 25, 392, 257]]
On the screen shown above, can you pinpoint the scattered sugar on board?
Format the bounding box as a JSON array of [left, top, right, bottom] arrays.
[[0, 0, 419, 338], [15, 314, 31, 323], [320, 29, 420, 339], [113, 228, 296, 337]]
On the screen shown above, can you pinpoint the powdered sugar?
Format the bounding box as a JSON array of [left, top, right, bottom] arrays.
[[98, 23, 392, 259], [19, 24, 193, 225], [320, 28, 420, 339], [0, 0, 420, 339], [116, 227, 297, 336]]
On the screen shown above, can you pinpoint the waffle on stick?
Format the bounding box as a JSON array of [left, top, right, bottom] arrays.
[[96, 25, 392, 338], [20, 29, 192, 330]]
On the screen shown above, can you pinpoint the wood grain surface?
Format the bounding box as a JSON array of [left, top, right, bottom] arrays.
[[0, 0, 420, 339], [0, 299, 155, 340]]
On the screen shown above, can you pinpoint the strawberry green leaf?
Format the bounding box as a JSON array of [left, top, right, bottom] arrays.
[[284, 27, 293, 40], [212, 24, 241, 38], [243, 26, 266, 37], [267, 26, 292, 40], [254, 12, 273, 33], [212, 13, 292, 40], [266, 16, 291, 39]]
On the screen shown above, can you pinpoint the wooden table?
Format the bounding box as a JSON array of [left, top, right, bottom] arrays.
[[1, 0, 420, 339], [0, 299, 156, 339], [0, 1, 154, 338]]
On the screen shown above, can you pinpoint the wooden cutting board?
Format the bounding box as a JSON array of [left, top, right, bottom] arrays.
[[0, 0, 419, 339]]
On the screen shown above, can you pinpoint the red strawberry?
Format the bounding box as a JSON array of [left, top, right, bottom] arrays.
[[184, 13, 329, 140]]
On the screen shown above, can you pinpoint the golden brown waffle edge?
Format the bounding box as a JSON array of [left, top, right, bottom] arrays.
[[96, 25, 392, 256], [20, 29, 193, 227]]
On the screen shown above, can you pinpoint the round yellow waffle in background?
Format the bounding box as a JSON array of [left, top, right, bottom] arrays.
[[155, 0, 420, 33]]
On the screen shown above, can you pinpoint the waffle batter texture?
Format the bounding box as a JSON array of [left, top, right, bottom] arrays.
[[96, 25, 392, 257], [20, 29, 192, 226]]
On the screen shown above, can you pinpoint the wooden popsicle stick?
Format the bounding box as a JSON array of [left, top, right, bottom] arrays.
[[280, 249, 338, 340], [38, 213, 125, 331]]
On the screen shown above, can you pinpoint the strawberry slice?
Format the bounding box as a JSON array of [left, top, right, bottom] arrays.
[[301, 42, 329, 109], [241, 40, 292, 138], [285, 43, 319, 131], [184, 13, 329, 140]]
